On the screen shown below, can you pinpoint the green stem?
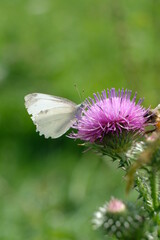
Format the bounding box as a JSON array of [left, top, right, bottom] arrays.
[[150, 169, 160, 238], [150, 168, 158, 211], [135, 175, 153, 212]]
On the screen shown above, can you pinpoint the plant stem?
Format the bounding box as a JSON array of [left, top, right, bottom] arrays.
[[150, 167, 158, 211], [135, 175, 153, 212]]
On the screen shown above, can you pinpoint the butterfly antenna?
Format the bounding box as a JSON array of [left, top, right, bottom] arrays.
[[74, 84, 83, 101], [82, 89, 85, 100]]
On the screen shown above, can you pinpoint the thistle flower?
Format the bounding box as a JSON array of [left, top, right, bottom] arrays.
[[71, 88, 150, 158], [73, 88, 148, 141]]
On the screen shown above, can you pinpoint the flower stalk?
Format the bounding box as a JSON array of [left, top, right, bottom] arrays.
[[150, 167, 159, 211]]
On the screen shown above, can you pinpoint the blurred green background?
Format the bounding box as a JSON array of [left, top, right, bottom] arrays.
[[0, 0, 160, 239]]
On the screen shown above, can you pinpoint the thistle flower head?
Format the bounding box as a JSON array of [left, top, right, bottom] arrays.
[[73, 88, 148, 142], [71, 88, 150, 158]]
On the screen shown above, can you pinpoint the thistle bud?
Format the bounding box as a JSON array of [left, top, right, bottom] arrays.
[[93, 198, 149, 240]]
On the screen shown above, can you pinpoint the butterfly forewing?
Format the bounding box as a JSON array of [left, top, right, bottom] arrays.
[[25, 93, 78, 138], [25, 93, 76, 118]]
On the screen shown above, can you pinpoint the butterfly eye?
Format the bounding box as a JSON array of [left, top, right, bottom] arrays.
[[80, 103, 85, 109]]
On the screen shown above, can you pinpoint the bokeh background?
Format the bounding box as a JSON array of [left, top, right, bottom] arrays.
[[0, 0, 160, 239]]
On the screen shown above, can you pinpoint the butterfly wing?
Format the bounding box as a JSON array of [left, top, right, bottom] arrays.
[[25, 93, 78, 138]]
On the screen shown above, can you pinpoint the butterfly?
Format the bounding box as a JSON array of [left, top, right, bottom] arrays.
[[24, 93, 83, 138]]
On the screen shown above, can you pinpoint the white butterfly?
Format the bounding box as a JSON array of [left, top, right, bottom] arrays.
[[24, 93, 83, 139]]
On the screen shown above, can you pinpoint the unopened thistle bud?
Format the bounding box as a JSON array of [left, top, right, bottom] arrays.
[[93, 198, 149, 240]]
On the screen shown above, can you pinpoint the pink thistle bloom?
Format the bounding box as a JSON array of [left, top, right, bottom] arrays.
[[72, 88, 149, 143], [107, 198, 126, 213]]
